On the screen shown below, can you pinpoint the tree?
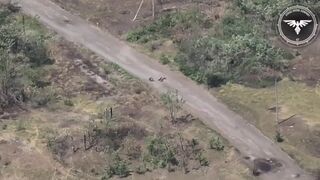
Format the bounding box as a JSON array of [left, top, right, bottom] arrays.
[[0, 49, 18, 107], [161, 89, 185, 123]]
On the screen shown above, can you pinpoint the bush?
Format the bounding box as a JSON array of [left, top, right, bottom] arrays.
[[206, 73, 228, 88], [106, 154, 130, 178], [22, 36, 53, 67], [64, 99, 74, 106], [196, 152, 209, 166], [135, 163, 148, 174], [30, 86, 58, 107], [222, 16, 254, 37], [235, 0, 292, 21], [176, 33, 291, 87], [145, 136, 178, 168], [46, 134, 71, 162], [0, 8, 53, 109], [275, 131, 284, 143], [209, 137, 224, 151], [160, 54, 171, 65]]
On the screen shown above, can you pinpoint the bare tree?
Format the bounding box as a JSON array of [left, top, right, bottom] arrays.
[[161, 89, 185, 123], [133, 0, 156, 21]]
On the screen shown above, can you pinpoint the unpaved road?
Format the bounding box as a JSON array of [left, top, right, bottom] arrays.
[[19, 0, 314, 179]]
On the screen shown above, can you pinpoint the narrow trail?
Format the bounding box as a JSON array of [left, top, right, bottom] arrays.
[[19, 0, 315, 179]]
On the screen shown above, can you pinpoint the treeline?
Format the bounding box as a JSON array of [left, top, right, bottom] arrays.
[[0, 5, 53, 110], [127, 0, 320, 87]]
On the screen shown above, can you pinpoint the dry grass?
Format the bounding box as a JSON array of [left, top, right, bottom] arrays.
[[217, 79, 320, 173]]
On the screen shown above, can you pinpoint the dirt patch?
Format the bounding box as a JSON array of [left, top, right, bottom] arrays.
[[289, 55, 320, 86], [0, 139, 57, 180], [287, 34, 320, 86]]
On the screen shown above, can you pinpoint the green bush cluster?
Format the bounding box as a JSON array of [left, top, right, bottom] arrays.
[[144, 136, 178, 168], [126, 0, 320, 88], [235, 0, 291, 21], [196, 152, 209, 166], [106, 154, 130, 178], [235, 0, 320, 21], [176, 33, 292, 87], [0, 6, 52, 108], [209, 137, 224, 151], [160, 54, 172, 65], [127, 10, 211, 43]]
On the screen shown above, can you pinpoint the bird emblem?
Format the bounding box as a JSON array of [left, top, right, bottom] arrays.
[[283, 20, 312, 35]]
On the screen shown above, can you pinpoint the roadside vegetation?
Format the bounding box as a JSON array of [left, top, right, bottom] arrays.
[[125, 3, 292, 87], [126, 0, 320, 88], [0, 4, 55, 111]]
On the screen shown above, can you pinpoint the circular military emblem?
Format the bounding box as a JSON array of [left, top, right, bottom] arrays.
[[278, 5, 318, 46]]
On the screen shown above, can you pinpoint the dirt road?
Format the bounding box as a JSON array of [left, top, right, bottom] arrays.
[[19, 0, 314, 179]]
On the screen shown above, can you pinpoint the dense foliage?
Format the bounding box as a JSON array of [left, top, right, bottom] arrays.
[[236, 0, 320, 21], [176, 33, 292, 87], [0, 6, 52, 109], [127, 0, 320, 87], [145, 136, 178, 168]]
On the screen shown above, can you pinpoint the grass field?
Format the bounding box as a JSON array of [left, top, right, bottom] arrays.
[[217, 79, 320, 173]]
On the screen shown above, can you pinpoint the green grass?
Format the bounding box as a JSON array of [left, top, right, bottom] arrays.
[[218, 79, 320, 172], [219, 79, 320, 126]]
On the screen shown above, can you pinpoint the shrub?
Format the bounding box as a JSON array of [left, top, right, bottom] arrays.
[[64, 99, 74, 106], [160, 54, 171, 65], [30, 86, 58, 107], [0, 8, 53, 109], [222, 16, 254, 37], [22, 36, 53, 67], [146, 136, 178, 168], [196, 152, 209, 166], [106, 154, 130, 178], [101, 64, 112, 75], [275, 131, 284, 143], [46, 134, 71, 162], [206, 73, 228, 88], [176, 33, 291, 87], [135, 163, 148, 174], [235, 0, 292, 21], [209, 137, 224, 151]]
